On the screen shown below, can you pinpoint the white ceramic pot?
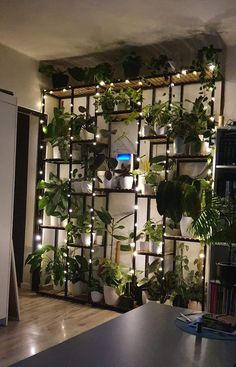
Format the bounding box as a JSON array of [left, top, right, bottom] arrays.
[[81, 232, 96, 247], [46, 144, 53, 159], [50, 216, 61, 227], [97, 171, 113, 189], [96, 234, 103, 246], [120, 176, 133, 190], [154, 124, 166, 135], [71, 181, 82, 193], [61, 219, 68, 228], [70, 281, 87, 297], [180, 216, 193, 237], [81, 181, 92, 193], [139, 241, 149, 252], [143, 184, 155, 195], [53, 146, 61, 159], [149, 241, 162, 254], [201, 141, 210, 155], [91, 291, 103, 303], [103, 285, 119, 306]]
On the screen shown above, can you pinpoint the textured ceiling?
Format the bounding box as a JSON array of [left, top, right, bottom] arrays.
[[0, 0, 235, 60]]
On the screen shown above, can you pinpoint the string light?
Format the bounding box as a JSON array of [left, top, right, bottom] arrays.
[[211, 97, 215, 102], [96, 134, 100, 139], [95, 92, 100, 96], [176, 73, 181, 78], [89, 259, 92, 264], [69, 127, 72, 131], [181, 69, 187, 75], [93, 142, 97, 145], [70, 103, 73, 107], [69, 154, 72, 157], [38, 195, 42, 200], [130, 269, 134, 274], [170, 83, 174, 87], [40, 119, 44, 124], [199, 253, 205, 259], [207, 169, 212, 175], [137, 101, 142, 106], [49, 91, 53, 94], [35, 235, 41, 241], [63, 88, 67, 92], [67, 194, 71, 198], [134, 205, 138, 210], [38, 219, 43, 224], [139, 112, 143, 117], [69, 209, 73, 213], [125, 79, 130, 84], [138, 81, 143, 86], [159, 267, 163, 271], [100, 81, 105, 86], [64, 270, 67, 274], [90, 208, 94, 212], [130, 242, 135, 248], [134, 223, 138, 227], [208, 63, 215, 72], [92, 193, 96, 196], [133, 251, 137, 257], [193, 71, 198, 76], [37, 244, 42, 249], [91, 249, 94, 253], [39, 170, 43, 175], [110, 82, 114, 87], [40, 145, 44, 149], [136, 157, 140, 162]]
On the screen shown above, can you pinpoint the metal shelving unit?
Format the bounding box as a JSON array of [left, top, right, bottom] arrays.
[[33, 69, 223, 311]]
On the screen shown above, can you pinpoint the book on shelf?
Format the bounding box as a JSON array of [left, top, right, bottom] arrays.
[[210, 281, 236, 315]]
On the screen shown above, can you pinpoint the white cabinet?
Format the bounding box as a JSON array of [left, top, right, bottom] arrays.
[[0, 91, 17, 325]]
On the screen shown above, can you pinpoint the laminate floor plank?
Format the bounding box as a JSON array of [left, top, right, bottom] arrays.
[[0, 290, 118, 367]]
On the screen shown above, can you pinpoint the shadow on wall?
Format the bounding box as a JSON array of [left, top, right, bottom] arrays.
[[44, 32, 226, 79]]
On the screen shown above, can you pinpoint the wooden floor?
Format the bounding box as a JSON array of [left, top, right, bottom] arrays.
[[0, 290, 119, 367]]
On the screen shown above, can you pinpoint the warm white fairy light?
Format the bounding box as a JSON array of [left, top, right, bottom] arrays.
[[138, 81, 143, 86], [70, 103, 73, 107], [208, 169, 212, 175], [92, 216, 95, 220], [159, 267, 163, 271], [139, 112, 143, 117], [69, 154, 72, 157], [35, 234, 41, 241], [38, 195, 42, 200], [201, 276, 204, 280], [40, 145, 44, 149], [211, 97, 215, 102], [95, 92, 100, 96], [49, 91, 53, 94], [40, 119, 44, 124], [96, 134, 100, 139], [136, 157, 140, 162], [130, 242, 135, 248], [37, 244, 42, 249], [68, 178, 71, 182], [134, 205, 138, 210], [64, 239, 67, 243], [137, 101, 142, 105], [199, 253, 205, 259], [166, 149, 170, 154], [210, 116, 215, 122], [134, 223, 138, 227], [160, 257, 164, 261], [69, 127, 72, 131], [208, 63, 215, 72], [69, 209, 73, 213], [136, 141, 139, 145], [67, 194, 71, 198], [89, 259, 92, 264], [92, 177, 96, 181], [64, 270, 67, 274], [93, 142, 97, 145], [181, 69, 187, 75], [162, 277, 165, 280], [125, 79, 130, 84], [163, 225, 166, 229], [170, 83, 174, 87], [176, 73, 181, 78], [63, 88, 67, 92], [38, 219, 43, 224], [92, 193, 96, 196], [110, 82, 114, 87], [130, 269, 134, 274], [193, 71, 198, 76], [39, 170, 43, 175], [90, 208, 94, 212], [100, 81, 105, 86], [91, 249, 94, 253], [70, 136, 74, 140], [133, 251, 137, 257], [89, 224, 92, 228]]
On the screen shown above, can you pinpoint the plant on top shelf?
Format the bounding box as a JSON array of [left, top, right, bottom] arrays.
[[39, 62, 69, 88], [25, 244, 67, 288], [138, 258, 176, 303], [94, 88, 116, 123], [72, 106, 96, 140], [191, 45, 221, 90], [68, 63, 113, 84], [95, 208, 133, 259], [37, 172, 69, 222], [147, 54, 175, 76], [43, 107, 72, 160], [122, 51, 142, 79]]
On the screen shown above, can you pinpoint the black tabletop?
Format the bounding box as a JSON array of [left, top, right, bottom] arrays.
[[11, 303, 236, 367]]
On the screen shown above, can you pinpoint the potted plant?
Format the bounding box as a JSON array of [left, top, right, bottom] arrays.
[[72, 106, 96, 140], [191, 197, 236, 289], [114, 164, 133, 190], [122, 52, 142, 79], [43, 107, 72, 160], [138, 259, 175, 304], [39, 62, 69, 88], [143, 219, 162, 254], [77, 211, 96, 247], [115, 89, 131, 111], [94, 215, 105, 246], [125, 87, 143, 110], [67, 254, 89, 297], [89, 278, 103, 303], [37, 172, 69, 227], [25, 244, 67, 291], [133, 159, 160, 195], [99, 258, 123, 306], [89, 149, 118, 189], [94, 88, 116, 123], [95, 208, 133, 259]]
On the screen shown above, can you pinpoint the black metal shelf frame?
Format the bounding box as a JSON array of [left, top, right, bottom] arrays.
[[34, 69, 223, 311]]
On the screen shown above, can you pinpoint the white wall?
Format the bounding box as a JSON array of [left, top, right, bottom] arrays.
[[224, 46, 236, 122], [0, 43, 45, 111]]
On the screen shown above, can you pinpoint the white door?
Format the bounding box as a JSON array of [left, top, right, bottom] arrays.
[[0, 92, 17, 325]]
